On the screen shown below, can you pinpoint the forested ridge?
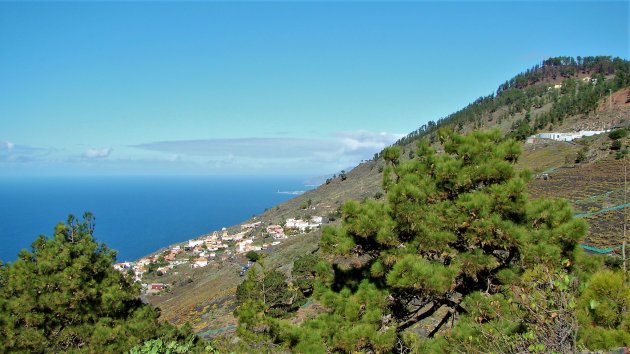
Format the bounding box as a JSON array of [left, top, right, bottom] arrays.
[[394, 56, 630, 147]]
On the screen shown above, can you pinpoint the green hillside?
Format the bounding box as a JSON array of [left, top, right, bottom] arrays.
[[146, 56, 630, 342]]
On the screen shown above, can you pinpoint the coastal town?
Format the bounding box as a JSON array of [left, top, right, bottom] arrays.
[[113, 215, 325, 295]]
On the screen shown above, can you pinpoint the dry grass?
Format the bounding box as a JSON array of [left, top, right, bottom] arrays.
[[517, 140, 580, 174], [147, 231, 321, 339]]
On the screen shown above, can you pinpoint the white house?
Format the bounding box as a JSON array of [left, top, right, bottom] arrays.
[[535, 130, 608, 142], [273, 232, 288, 240], [233, 232, 246, 241], [285, 218, 308, 229], [267, 224, 283, 234], [536, 132, 574, 141], [192, 257, 208, 268], [188, 239, 205, 248], [113, 262, 131, 271], [286, 218, 321, 232], [237, 239, 254, 253]]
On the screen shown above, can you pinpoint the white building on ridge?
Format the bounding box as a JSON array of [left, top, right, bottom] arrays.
[[529, 130, 608, 143]]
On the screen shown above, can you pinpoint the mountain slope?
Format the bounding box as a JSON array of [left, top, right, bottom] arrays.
[[146, 56, 630, 339]]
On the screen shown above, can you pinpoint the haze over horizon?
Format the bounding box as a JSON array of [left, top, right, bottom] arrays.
[[1, 1, 628, 176]]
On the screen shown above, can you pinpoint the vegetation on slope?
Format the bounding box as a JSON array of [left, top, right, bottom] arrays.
[[232, 130, 630, 353], [148, 56, 630, 340], [394, 56, 630, 147]]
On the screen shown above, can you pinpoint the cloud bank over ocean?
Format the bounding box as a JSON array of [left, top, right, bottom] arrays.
[[132, 130, 402, 161], [0, 131, 402, 176]]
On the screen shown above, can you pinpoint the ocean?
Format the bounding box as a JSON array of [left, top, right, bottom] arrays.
[[0, 176, 310, 263]]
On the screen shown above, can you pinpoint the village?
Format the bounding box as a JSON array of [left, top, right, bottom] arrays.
[[112, 215, 325, 295]]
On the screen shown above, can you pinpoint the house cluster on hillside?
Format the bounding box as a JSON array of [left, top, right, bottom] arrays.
[[286, 216, 323, 232], [235, 216, 324, 253], [113, 215, 326, 294]]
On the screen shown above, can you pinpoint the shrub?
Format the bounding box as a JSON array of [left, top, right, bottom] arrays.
[[609, 128, 627, 140], [576, 147, 588, 163], [615, 148, 628, 160], [577, 270, 630, 350], [246, 251, 260, 262]]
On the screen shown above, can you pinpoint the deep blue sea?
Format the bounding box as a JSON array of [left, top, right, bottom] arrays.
[[0, 176, 310, 263]]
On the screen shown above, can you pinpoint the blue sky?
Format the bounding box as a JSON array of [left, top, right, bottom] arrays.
[[0, 1, 628, 176]]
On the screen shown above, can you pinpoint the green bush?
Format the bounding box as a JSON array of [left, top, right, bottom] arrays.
[[245, 251, 260, 262], [615, 148, 628, 160], [609, 128, 627, 140], [576, 147, 588, 163], [611, 139, 622, 150], [577, 270, 630, 350]]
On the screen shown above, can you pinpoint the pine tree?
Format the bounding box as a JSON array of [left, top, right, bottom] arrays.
[[0, 213, 197, 353], [235, 262, 302, 320], [247, 130, 587, 353], [292, 254, 321, 297]]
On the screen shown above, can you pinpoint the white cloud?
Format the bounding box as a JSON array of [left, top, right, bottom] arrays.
[[127, 130, 403, 173], [0, 131, 405, 175], [0, 141, 50, 163], [336, 131, 405, 152], [84, 147, 112, 159], [130, 131, 403, 161], [130, 138, 337, 159], [1, 141, 14, 152]]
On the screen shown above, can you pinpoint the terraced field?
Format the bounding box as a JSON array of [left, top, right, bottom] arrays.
[[528, 158, 628, 248]]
